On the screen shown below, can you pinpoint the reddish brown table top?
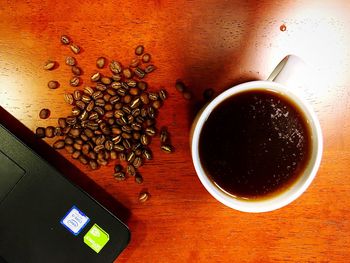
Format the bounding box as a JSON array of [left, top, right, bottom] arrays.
[[1, 1, 349, 262]]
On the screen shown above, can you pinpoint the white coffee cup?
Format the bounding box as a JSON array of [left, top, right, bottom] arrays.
[[190, 55, 323, 213]]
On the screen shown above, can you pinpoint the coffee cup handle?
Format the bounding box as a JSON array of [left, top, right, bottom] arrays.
[[267, 55, 309, 92]]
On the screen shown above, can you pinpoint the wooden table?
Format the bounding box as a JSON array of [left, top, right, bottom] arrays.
[[1, 0, 349, 262]]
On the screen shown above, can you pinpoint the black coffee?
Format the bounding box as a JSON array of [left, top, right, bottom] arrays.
[[199, 89, 312, 200]]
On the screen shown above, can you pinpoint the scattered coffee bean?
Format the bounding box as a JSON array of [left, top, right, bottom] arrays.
[[53, 139, 65, 149], [65, 56, 76, 66], [71, 66, 82, 75], [134, 67, 145, 79], [135, 174, 143, 184], [135, 45, 144, 56], [70, 76, 81, 87], [48, 80, 59, 89], [175, 81, 186, 92], [60, 35, 70, 45], [39, 108, 50, 119], [45, 126, 55, 138], [44, 60, 56, 70], [89, 160, 98, 170], [96, 57, 106, 69], [64, 93, 74, 105], [114, 172, 126, 181], [138, 191, 150, 202], [142, 53, 151, 63], [130, 57, 139, 68], [70, 44, 80, 54], [145, 64, 156, 73], [109, 61, 122, 74], [35, 127, 46, 138], [161, 144, 173, 153]]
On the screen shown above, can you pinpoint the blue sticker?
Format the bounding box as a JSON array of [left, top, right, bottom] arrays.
[[60, 206, 90, 236]]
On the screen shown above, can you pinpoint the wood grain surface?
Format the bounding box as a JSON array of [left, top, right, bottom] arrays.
[[1, 0, 350, 262]]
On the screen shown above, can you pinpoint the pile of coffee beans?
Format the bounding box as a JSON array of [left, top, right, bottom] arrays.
[[36, 36, 174, 197]]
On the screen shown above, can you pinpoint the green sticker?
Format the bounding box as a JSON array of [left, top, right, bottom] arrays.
[[84, 224, 109, 253]]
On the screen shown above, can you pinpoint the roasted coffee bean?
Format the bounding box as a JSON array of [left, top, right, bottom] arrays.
[[60, 35, 70, 45], [95, 135, 106, 145], [135, 174, 143, 184], [133, 132, 141, 140], [62, 126, 71, 135], [161, 144, 173, 153], [138, 191, 150, 202], [96, 83, 107, 91], [35, 127, 46, 138], [71, 107, 81, 116], [110, 150, 117, 160], [92, 90, 103, 100], [79, 110, 88, 121], [48, 80, 59, 89], [44, 60, 56, 70], [45, 126, 55, 138], [89, 160, 98, 170], [63, 93, 74, 105], [97, 158, 108, 166], [183, 91, 192, 100], [110, 95, 120, 104], [122, 68, 132, 79], [72, 150, 81, 159], [105, 140, 113, 151], [127, 151, 136, 163], [140, 93, 149, 104], [130, 57, 139, 68], [82, 144, 90, 155], [109, 61, 122, 74], [114, 164, 122, 173], [91, 72, 101, 82], [39, 108, 50, 119], [80, 133, 89, 141], [145, 64, 155, 73], [135, 149, 142, 156], [152, 100, 162, 109], [65, 56, 76, 66], [101, 76, 112, 85], [120, 95, 130, 105], [66, 116, 77, 126], [121, 132, 132, 139], [88, 151, 97, 160], [131, 108, 141, 117], [64, 145, 74, 154], [112, 74, 122, 81], [64, 136, 74, 145], [71, 66, 82, 76], [84, 128, 94, 138], [129, 98, 140, 109], [78, 155, 88, 165], [126, 79, 137, 87], [96, 57, 106, 68], [137, 81, 147, 90], [175, 81, 186, 92], [86, 100, 95, 112], [94, 145, 104, 152], [126, 164, 136, 177], [88, 111, 98, 120], [148, 92, 158, 101], [70, 44, 80, 54], [106, 88, 117, 96], [142, 53, 151, 63], [117, 88, 127, 96], [94, 106, 104, 116], [95, 98, 105, 107], [111, 82, 121, 90], [123, 139, 131, 149], [58, 118, 67, 128], [114, 102, 123, 110], [81, 94, 92, 103], [119, 152, 126, 161], [141, 134, 150, 145], [114, 172, 126, 181], [159, 89, 167, 101], [72, 90, 81, 101], [53, 139, 65, 149], [133, 157, 142, 168], [131, 122, 142, 131], [83, 86, 94, 96], [70, 128, 81, 137], [76, 100, 86, 110], [54, 127, 63, 136], [114, 144, 124, 152], [142, 148, 152, 160], [135, 45, 144, 55], [148, 108, 156, 119], [73, 142, 82, 150], [70, 76, 80, 87], [114, 109, 124, 119], [111, 127, 122, 135], [136, 116, 145, 124], [160, 127, 169, 143], [134, 67, 145, 78], [103, 94, 112, 102]]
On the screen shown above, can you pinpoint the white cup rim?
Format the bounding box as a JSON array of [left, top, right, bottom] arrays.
[[191, 80, 323, 213]]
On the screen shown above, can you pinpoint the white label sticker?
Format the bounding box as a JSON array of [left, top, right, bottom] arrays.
[[60, 206, 90, 236]]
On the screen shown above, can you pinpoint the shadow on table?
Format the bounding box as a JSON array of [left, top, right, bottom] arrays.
[[0, 106, 130, 224]]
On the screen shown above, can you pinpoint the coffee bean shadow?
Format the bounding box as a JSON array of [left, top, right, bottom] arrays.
[[0, 106, 130, 224]]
